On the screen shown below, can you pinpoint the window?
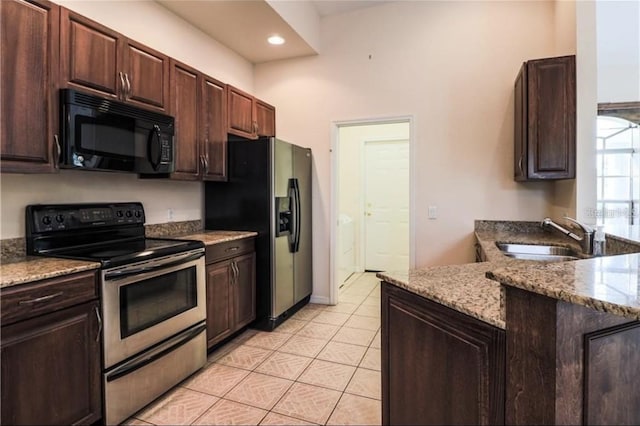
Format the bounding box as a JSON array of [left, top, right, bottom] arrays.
[[596, 116, 640, 225]]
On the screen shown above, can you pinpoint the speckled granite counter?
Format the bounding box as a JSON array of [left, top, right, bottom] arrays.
[[378, 263, 506, 329], [171, 230, 258, 245], [379, 220, 640, 330], [488, 253, 640, 321], [0, 257, 100, 289], [478, 221, 640, 321], [0, 227, 255, 290]]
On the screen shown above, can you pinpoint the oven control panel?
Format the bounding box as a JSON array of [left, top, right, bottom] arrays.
[[27, 203, 145, 233]]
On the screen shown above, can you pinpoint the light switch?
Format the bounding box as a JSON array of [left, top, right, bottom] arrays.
[[428, 206, 437, 219]]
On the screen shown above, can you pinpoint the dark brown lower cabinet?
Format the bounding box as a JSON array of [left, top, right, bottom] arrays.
[[381, 282, 505, 426], [505, 287, 640, 425], [1, 300, 101, 425], [205, 238, 256, 349]]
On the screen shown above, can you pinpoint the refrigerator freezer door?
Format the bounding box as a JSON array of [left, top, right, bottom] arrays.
[[292, 145, 313, 304], [272, 139, 295, 318]]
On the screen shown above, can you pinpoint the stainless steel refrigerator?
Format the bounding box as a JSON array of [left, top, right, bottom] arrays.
[[204, 137, 312, 330]]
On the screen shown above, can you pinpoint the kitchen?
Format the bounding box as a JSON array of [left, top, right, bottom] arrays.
[[1, 0, 639, 425]]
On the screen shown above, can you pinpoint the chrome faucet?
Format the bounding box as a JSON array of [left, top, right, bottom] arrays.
[[541, 217, 595, 255]]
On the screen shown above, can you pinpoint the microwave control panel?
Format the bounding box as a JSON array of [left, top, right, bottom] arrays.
[[160, 135, 172, 163]]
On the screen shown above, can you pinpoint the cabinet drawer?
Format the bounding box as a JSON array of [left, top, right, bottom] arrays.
[[1, 271, 98, 325], [206, 238, 254, 264]]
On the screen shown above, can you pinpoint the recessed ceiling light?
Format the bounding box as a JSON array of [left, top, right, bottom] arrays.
[[268, 35, 285, 45]]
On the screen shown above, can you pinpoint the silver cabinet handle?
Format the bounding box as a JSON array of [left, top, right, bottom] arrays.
[[203, 154, 209, 174], [225, 246, 239, 253], [53, 134, 61, 169], [119, 72, 126, 100], [125, 73, 132, 99], [230, 261, 238, 285], [18, 291, 63, 305], [94, 305, 102, 342], [518, 156, 524, 175]]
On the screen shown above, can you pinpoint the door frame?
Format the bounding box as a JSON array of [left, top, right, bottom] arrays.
[[361, 137, 410, 272], [329, 116, 416, 305]]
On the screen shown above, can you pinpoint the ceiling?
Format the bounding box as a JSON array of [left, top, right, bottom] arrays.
[[156, 0, 391, 64]]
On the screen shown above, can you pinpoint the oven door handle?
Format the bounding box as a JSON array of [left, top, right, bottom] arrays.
[[105, 322, 206, 383], [104, 251, 204, 281]]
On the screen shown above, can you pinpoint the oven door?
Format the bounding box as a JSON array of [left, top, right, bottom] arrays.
[[101, 249, 205, 368]]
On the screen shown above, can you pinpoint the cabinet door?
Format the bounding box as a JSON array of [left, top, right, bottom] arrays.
[[233, 252, 256, 329], [201, 76, 228, 181], [513, 63, 527, 181], [1, 301, 101, 425], [60, 8, 122, 99], [526, 55, 575, 180], [206, 261, 233, 348], [123, 39, 169, 112], [227, 85, 256, 139], [170, 60, 200, 180], [1, 0, 59, 173], [255, 99, 276, 137], [382, 283, 505, 425]]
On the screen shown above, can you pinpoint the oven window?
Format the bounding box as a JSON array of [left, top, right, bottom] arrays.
[[120, 266, 197, 338]]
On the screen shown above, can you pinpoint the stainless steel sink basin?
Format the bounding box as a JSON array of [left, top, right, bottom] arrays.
[[496, 243, 581, 262]]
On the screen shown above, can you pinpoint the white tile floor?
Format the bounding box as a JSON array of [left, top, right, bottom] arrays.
[[124, 272, 382, 426]]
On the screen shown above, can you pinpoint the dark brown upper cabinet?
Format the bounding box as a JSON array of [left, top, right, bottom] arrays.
[[227, 85, 275, 139], [60, 8, 169, 113], [170, 59, 227, 181], [1, 0, 60, 173], [255, 98, 276, 137], [514, 55, 575, 181]]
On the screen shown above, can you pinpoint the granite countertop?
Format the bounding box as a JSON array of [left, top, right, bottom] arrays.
[[171, 230, 258, 245], [0, 257, 100, 289], [379, 220, 640, 329], [378, 263, 506, 329], [0, 229, 257, 290], [488, 253, 640, 321]]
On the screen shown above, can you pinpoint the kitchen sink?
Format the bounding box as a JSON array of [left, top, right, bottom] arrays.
[[496, 243, 581, 262]]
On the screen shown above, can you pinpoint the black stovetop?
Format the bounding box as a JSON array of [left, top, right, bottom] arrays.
[[25, 202, 204, 268], [47, 237, 203, 268]]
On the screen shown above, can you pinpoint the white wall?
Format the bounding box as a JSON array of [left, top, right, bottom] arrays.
[[596, 0, 640, 103], [0, 171, 201, 238], [255, 1, 569, 301], [0, 0, 254, 239], [553, 0, 640, 223], [550, 0, 578, 220]]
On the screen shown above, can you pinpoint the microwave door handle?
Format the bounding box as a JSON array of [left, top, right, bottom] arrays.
[[147, 125, 163, 171]]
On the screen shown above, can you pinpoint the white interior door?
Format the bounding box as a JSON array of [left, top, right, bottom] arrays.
[[364, 139, 410, 272]]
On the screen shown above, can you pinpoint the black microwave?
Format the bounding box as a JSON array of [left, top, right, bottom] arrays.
[[60, 89, 175, 174]]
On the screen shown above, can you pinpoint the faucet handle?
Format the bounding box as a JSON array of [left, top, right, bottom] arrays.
[[563, 216, 594, 234]]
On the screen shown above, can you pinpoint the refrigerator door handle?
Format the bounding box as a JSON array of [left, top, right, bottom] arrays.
[[292, 178, 301, 253]]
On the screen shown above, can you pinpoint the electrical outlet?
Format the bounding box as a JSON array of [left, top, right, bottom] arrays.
[[167, 208, 174, 221], [428, 206, 437, 219]]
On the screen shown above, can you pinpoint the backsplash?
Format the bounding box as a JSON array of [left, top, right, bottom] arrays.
[[1, 238, 26, 259], [145, 220, 202, 238]]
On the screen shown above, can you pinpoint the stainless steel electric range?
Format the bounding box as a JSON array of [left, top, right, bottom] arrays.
[[26, 202, 206, 425]]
